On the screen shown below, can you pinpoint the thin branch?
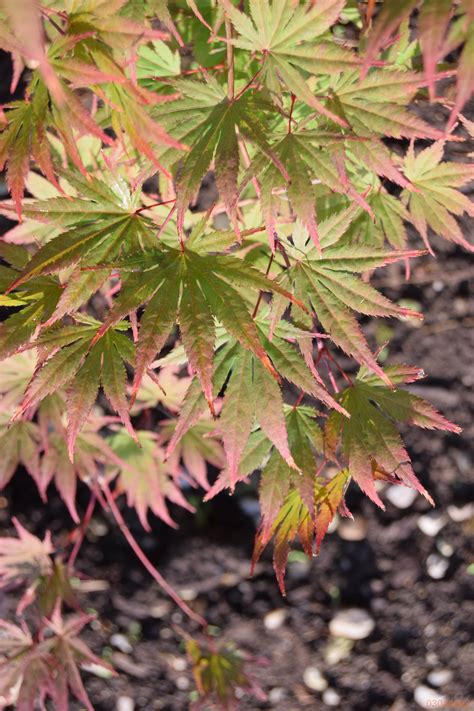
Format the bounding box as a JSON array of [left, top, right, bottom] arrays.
[[101, 480, 208, 630], [251, 251, 274, 319], [67, 488, 97, 571]]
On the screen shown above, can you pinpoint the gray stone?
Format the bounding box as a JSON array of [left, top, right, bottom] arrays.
[[303, 666, 328, 692], [414, 685, 446, 709], [329, 608, 375, 640], [110, 633, 133, 655], [427, 669, 453, 687], [264, 608, 287, 631], [117, 697, 135, 711], [426, 554, 449, 580], [323, 688, 341, 706], [417, 512, 447, 537]]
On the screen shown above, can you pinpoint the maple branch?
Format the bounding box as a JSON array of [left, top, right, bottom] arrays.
[[251, 251, 274, 319], [288, 94, 296, 134], [134, 198, 176, 215], [101, 480, 208, 631], [67, 488, 97, 571], [224, 16, 234, 101]]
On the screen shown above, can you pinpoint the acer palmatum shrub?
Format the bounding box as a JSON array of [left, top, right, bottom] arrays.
[[0, 0, 472, 707]]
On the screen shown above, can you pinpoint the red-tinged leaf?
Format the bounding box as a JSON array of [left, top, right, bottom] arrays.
[[101, 332, 136, 442], [215, 117, 241, 237], [326, 371, 458, 510], [258, 450, 291, 543], [46, 609, 115, 709], [107, 430, 194, 531], [362, 0, 419, 77], [254, 488, 312, 595], [40, 432, 82, 522], [350, 139, 413, 190], [17, 340, 90, 417], [179, 277, 216, 414], [165, 341, 240, 460], [419, 0, 453, 101], [219, 349, 256, 487], [66, 344, 102, 460], [403, 141, 474, 251], [1, 0, 63, 101], [448, 20, 474, 128], [253, 359, 297, 470], [314, 469, 350, 553], [0, 517, 53, 586], [261, 332, 347, 415], [132, 274, 180, 398], [0, 421, 40, 490], [300, 268, 393, 387]]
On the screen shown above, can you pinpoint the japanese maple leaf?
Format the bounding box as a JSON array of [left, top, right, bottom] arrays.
[[15, 319, 136, 459], [106, 429, 194, 530], [325, 364, 461, 508], [186, 638, 266, 710], [160, 419, 225, 491], [93, 244, 301, 414], [0, 243, 62, 360], [153, 78, 287, 235], [0, 421, 41, 491], [250, 130, 374, 250], [165, 329, 344, 488], [270, 220, 423, 385], [5, 172, 157, 298], [223, 0, 356, 126], [0, 610, 114, 711], [402, 141, 474, 253], [0, 517, 53, 587], [324, 69, 446, 139]]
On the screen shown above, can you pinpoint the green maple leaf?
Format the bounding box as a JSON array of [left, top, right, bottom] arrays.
[[251, 130, 373, 249], [94, 244, 301, 412], [0, 87, 59, 218], [16, 319, 136, 459], [0, 243, 62, 361], [270, 221, 423, 384], [325, 364, 461, 508], [154, 79, 286, 234], [325, 69, 445, 139], [402, 140, 474, 252], [223, 0, 356, 126], [5, 173, 157, 313]]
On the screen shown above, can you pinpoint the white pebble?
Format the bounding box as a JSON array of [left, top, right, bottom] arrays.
[[427, 669, 453, 687], [427, 554, 449, 580], [323, 688, 341, 706], [436, 539, 454, 557], [110, 633, 133, 655], [329, 608, 375, 640], [386, 485, 418, 509], [264, 608, 287, 631], [303, 666, 328, 692], [268, 687, 286, 703], [414, 685, 446, 708], [447, 503, 473, 522], [117, 697, 135, 711], [176, 676, 190, 690], [417, 512, 447, 537]]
